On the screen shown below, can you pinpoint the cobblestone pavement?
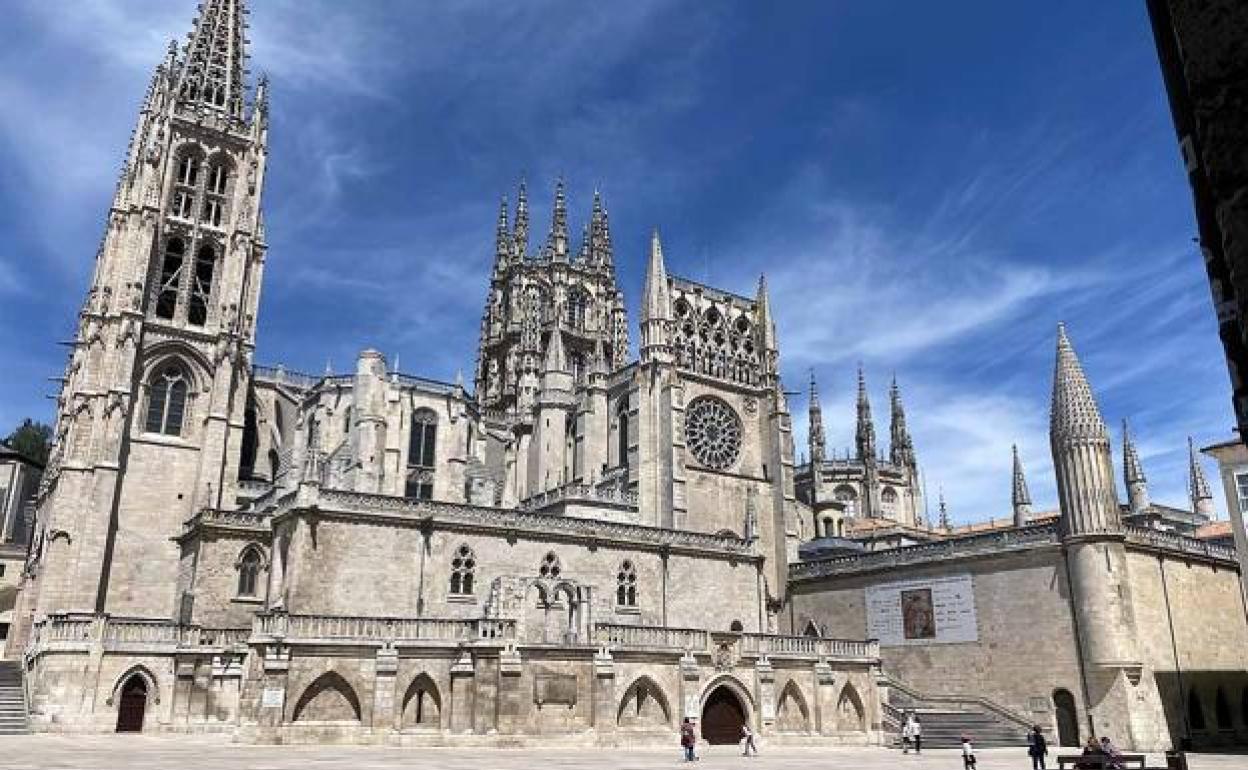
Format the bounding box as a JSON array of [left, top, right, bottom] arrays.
[[4, 736, 1246, 770]]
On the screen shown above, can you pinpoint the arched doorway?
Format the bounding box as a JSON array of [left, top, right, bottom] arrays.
[[116, 675, 148, 732], [1053, 688, 1078, 747], [702, 685, 747, 744]]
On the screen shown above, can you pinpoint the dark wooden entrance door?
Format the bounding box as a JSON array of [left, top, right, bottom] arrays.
[[116, 675, 148, 732], [701, 686, 746, 744], [1053, 688, 1078, 747]]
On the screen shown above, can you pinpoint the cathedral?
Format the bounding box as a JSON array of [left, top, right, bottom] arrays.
[[8, 0, 1248, 753]]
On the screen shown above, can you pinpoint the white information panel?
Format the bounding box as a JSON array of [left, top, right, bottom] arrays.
[[865, 573, 978, 646], [261, 688, 285, 708]]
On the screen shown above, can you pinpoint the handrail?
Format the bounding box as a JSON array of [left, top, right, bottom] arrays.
[[880, 671, 1033, 731], [253, 612, 515, 643]]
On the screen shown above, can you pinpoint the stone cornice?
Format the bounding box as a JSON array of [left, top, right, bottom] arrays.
[[277, 487, 760, 560]]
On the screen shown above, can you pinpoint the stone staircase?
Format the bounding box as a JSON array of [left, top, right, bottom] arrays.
[[0, 661, 29, 735], [883, 673, 1030, 749]]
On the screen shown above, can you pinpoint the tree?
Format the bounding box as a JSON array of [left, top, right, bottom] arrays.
[[5, 418, 53, 466]]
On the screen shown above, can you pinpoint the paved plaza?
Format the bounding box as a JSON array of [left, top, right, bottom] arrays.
[[2, 736, 1245, 770]]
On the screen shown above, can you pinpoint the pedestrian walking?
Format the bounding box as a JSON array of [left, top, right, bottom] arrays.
[[1028, 725, 1049, 770], [901, 712, 917, 753], [740, 723, 759, 756], [680, 717, 698, 762], [912, 714, 923, 754], [961, 734, 977, 770]]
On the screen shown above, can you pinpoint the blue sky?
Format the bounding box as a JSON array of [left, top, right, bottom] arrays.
[[0, 1, 1232, 523]]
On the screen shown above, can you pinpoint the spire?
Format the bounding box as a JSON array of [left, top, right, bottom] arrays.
[[1188, 436, 1214, 515], [589, 189, 614, 268], [855, 365, 877, 461], [640, 230, 673, 363], [1050, 323, 1108, 443], [1048, 324, 1121, 536], [513, 179, 529, 258], [1122, 419, 1150, 513], [493, 196, 511, 275], [938, 487, 950, 530], [808, 370, 827, 465], [1012, 444, 1032, 525], [889, 376, 916, 467], [755, 274, 779, 351], [174, 0, 248, 118], [548, 178, 569, 260]]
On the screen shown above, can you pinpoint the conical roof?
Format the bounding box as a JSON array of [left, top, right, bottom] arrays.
[[1049, 324, 1108, 442]]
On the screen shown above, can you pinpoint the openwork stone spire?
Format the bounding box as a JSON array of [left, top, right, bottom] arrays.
[[512, 180, 529, 258], [1049, 324, 1121, 536], [855, 366, 876, 461], [889, 377, 915, 467], [1122, 419, 1150, 513], [808, 370, 826, 465], [548, 178, 569, 260], [493, 196, 510, 275], [175, 0, 248, 117], [1188, 436, 1214, 515], [1012, 444, 1032, 525]]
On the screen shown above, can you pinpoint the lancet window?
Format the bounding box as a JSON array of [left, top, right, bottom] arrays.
[[616, 560, 638, 607], [145, 363, 190, 436], [449, 544, 476, 596]]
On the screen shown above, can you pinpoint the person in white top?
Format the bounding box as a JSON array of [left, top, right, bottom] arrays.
[[961, 735, 977, 769], [901, 713, 916, 753]]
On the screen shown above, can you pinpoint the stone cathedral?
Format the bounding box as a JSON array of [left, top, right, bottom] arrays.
[[9, 0, 1248, 753]]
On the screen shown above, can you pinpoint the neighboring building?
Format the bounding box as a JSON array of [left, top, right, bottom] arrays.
[[788, 328, 1248, 752], [1200, 438, 1248, 607], [13, 0, 879, 744], [1145, 0, 1248, 436], [11, 0, 1248, 753], [0, 441, 42, 652]]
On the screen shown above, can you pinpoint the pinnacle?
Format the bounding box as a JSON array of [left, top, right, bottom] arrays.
[[1122, 419, 1146, 485], [1049, 323, 1108, 442], [1188, 436, 1212, 504], [543, 329, 568, 373], [1011, 444, 1031, 507], [642, 228, 670, 322]]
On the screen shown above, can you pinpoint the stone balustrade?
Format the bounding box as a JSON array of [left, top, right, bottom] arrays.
[[741, 633, 879, 660], [252, 612, 516, 644], [1123, 524, 1237, 562], [593, 622, 709, 651], [520, 481, 638, 511], [28, 613, 250, 655]]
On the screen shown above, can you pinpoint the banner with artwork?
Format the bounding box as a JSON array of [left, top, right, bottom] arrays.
[[865, 574, 977, 646]]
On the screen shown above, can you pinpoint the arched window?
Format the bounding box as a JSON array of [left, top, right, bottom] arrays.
[[729, 619, 744, 633], [342, 406, 352, 435], [237, 547, 262, 597], [881, 487, 898, 513], [616, 560, 638, 607], [833, 485, 858, 517], [820, 517, 834, 538], [187, 243, 216, 326], [177, 154, 200, 186], [154, 238, 185, 320], [145, 363, 189, 436], [171, 153, 200, 220], [538, 552, 562, 579], [616, 399, 630, 468], [405, 408, 437, 500], [449, 544, 475, 596], [566, 289, 589, 329], [240, 402, 259, 479], [207, 163, 228, 195], [203, 162, 229, 227]]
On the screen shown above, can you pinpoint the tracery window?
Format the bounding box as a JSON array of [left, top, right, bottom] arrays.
[[538, 552, 562, 579], [616, 560, 638, 607], [187, 243, 216, 326], [171, 153, 201, 221], [449, 544, 476, 596], [684, 396, 742, 470], [405, 408, 437, 500], [880, 486, 898, 516], [154, 237, 185, 320], [833, 485, 858, 517], [615, 399, 630, 468], [203, 162, 229, 228], [145, 363, 189, 436], [237, 547, 262, 597]]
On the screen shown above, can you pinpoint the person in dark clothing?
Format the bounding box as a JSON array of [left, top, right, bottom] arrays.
[[1028, 725, 1050, 770], [680, 717, 698, 762], [1075, 735, 1106, 769]]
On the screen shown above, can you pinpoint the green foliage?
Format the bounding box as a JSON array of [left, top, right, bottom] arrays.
[[5, 418, 53, 466]]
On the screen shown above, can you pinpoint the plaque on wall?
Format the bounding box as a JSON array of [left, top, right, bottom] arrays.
[[260, 688, 285, 708], [533, 672, 578, 707], [865, 573, 978, 646]]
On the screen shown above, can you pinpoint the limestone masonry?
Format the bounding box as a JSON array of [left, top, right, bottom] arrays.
[[7, 0, 1248, 753]]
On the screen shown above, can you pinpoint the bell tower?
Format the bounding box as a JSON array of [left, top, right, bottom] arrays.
[[26, 0, 269, 620]]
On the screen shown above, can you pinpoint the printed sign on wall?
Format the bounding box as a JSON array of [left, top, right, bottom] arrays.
[[865, 573, 977, 646]]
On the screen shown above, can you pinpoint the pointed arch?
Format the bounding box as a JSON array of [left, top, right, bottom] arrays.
[[235, 543, 266, 597], [775, 679, 812, 733], [700, 675, 754, 744], [617, 675, 672, 730], [292, 671, 362, 723], [107, 664, 161, 708], [803, 619, 823, 638], [835, 682, 866, 732], [400, 673, 441, 730]]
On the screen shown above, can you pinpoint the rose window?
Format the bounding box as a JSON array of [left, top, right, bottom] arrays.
[[685, 396, 743, 470]]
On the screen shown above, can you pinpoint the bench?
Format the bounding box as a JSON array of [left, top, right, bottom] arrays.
[[1056, 755, 1151, 770]]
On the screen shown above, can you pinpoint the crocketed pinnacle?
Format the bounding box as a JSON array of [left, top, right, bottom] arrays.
[[1122, 419, 1146, 485], [543, 328, 568, 374], [889, 376, 915, 467], [549, 178, 569, 260], [512, 179, 529, 258], [1050, 323, 1108, 443], [1012, 444, 1032, 508], [642, 229, 670, 324], [808, 370, 826, 464], [756, 275, 778, 353], [175, 0, 248, 118], [493, 196, 510, 271], [1188, 436, 1213, 509], [855, 365, 876, 461]]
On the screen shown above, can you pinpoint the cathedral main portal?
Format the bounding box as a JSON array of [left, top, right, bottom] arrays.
[[701, 686, 748, 744]]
